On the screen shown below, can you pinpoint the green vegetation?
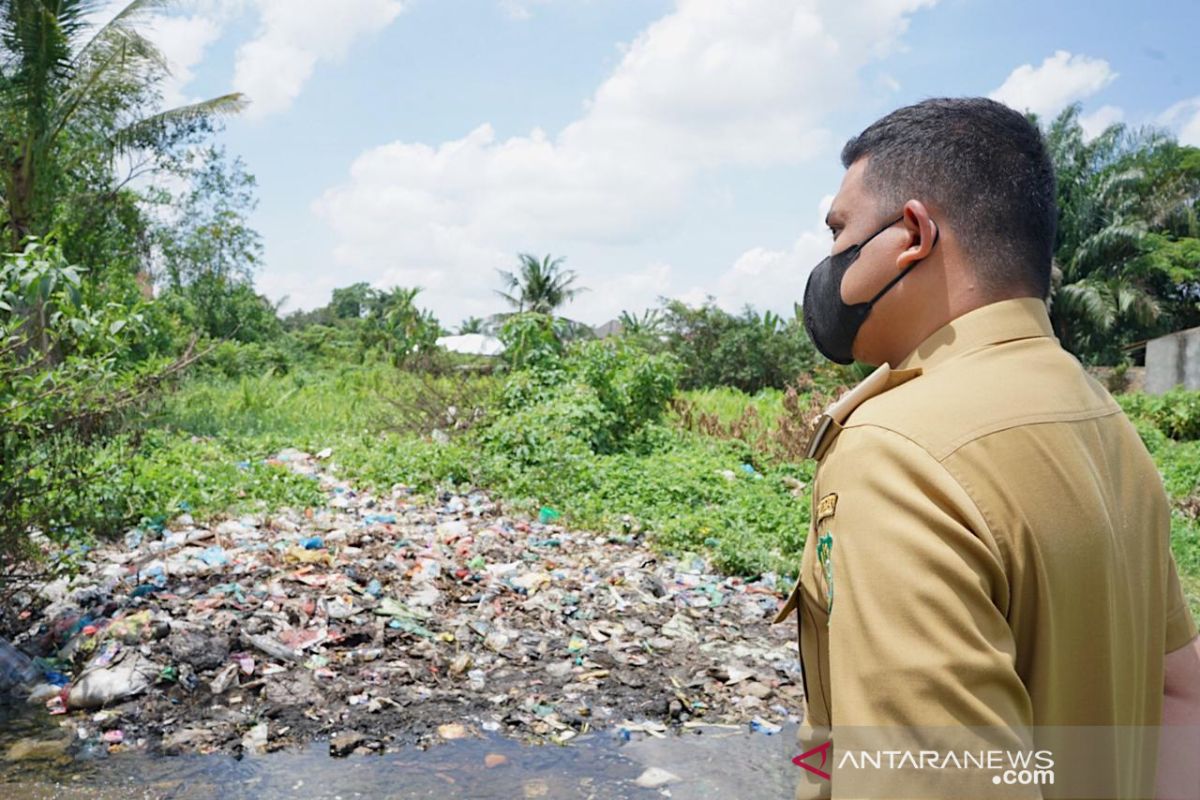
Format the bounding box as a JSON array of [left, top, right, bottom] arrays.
[[1046, 106, 1200, 365]]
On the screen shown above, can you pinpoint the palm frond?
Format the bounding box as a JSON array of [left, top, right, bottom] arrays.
[[74, 0, 169, 60], [1114, 282, 1161, 327], [1068, 221, 1147, 279], [1058, 280, 1115, 331], [111, 92, 247, 150]]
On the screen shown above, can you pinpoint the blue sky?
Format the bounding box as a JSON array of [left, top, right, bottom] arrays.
[[129, 0, 1200, 329]]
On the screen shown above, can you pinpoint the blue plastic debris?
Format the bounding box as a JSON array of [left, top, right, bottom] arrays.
[[198, 546, 229, 567], [750, 718, 782, 735]]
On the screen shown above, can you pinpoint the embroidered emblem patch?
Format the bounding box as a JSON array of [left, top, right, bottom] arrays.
[[816, 530, 834, 621], [815, 492, 838, 523]]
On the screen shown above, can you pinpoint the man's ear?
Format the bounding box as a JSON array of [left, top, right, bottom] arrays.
[[896, 199, 937, 272]]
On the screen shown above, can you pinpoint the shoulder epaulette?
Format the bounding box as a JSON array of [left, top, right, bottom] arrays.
[[805, 364, 923, 461]]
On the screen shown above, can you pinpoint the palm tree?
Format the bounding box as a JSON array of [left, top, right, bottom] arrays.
[[457, 316, 484, 334], [0, 0, 246, 250], [363, 286, 440, 365], [495, 253, 587, 315], [1043, 106, 1181, 361], [617, 308, 661, 336]]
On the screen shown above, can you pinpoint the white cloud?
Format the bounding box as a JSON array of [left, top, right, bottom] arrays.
[[233, 0, 407, 119], [311, 0, 936, 322], [1077, 104, 1124, 141], [144, 14, 224, 107], [90, 0, 407, 118], [989, 51, 1116, 119], [699, 195, 833, 315], [499, 0, 553, 19], [1158, 97, 1200, 147], [84, 1, 226, 109], [582, 261, 675, 323]]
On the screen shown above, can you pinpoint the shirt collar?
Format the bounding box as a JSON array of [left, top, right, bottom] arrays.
[[893, 296, 1056, 372]]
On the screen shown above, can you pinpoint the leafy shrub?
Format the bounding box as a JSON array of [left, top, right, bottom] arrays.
[[497, 312, 566, 372], [485, 336, 679, 457], [201, 339, 294, 378], [0, 241, 184, 559], [1118, 389, 1200, 441], [656, 298, 826, 393], [121, 431, 326, 521], [158, 274, 282, 344]]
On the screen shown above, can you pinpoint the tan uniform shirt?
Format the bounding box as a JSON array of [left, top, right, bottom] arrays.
[[775, 297, 1198, 799]]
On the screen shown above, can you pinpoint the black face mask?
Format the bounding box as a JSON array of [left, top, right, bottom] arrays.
[[801, 214, 938, 364]]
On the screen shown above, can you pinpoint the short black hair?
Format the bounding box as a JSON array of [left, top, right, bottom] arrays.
[[840, 97, 1057, 300]]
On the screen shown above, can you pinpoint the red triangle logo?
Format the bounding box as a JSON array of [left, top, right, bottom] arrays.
[[792, 740, 832, 780]]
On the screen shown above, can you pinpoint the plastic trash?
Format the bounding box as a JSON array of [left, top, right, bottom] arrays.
[[67, 653, 158, 710], [11, 444, 805, 759], [749, 717, 781, 735], [198, 546, 229, 567], [0, 638, 40, 693]]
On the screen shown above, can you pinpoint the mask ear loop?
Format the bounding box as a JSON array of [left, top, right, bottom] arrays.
[[864, 221, 939, 309]]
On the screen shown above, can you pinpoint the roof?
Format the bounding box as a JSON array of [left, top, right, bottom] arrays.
[[435, 334, 505, 356]]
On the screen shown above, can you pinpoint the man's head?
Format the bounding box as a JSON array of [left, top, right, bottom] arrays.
[[804, 96, 1057, 367]]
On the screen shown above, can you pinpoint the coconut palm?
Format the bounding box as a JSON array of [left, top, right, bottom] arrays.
[[457, 316, 484, 334], [495, 253, 587, 315], [0, 0, 246, 250]]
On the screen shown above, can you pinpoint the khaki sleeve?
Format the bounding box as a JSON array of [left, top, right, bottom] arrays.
[[1164, 550, 1198, 654], [821, 426, 1040, 797]]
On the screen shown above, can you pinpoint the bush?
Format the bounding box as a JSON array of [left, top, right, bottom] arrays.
[[159, 274, 282, 344], [496, 312, 567, 372], [486, 336, 679, 456], [201, 339, 294, 378], [0, 241, 185, 559], [1118, 389, 1200, 441], [656, 298, 825, 393]]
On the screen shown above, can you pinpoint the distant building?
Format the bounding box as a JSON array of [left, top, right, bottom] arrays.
[[436, 334, 505, 356], [592, 319, 624, 339], [1144, 325, 1200, 394]]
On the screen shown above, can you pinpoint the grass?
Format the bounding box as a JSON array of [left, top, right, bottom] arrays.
[[127, 364, 813, 581]]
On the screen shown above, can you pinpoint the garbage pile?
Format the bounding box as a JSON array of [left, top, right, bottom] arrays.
[[2, 449, 805, 758]]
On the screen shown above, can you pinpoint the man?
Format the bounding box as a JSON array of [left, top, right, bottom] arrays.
[[775, 97, 1200, 799]]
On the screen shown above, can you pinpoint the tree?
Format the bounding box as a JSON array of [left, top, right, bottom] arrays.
[[457, 315, 484, 334], [361, 286, 440, 367], [495, 253, 587, 315], [154, 146, 261, 290], [330, 282, 374, 320], [0, 0, 246, 362], [1043, 105, 1200, 363], [617, 308, 662, 337], [0, 0, 245, 250], [657, 297, 818, 393]]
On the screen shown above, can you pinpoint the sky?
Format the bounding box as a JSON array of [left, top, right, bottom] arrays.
[[114, 0, 1200, 329]]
